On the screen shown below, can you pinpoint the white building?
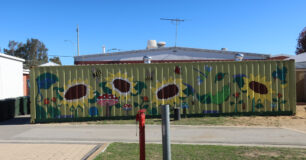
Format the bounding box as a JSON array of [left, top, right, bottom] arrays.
[[0, 53, 25, 99]]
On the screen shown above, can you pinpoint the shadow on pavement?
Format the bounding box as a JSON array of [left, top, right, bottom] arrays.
[[0, 115, 31, 125]]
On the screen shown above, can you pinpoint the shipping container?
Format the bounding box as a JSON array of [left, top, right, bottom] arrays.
[[30, 60, 296, 123]]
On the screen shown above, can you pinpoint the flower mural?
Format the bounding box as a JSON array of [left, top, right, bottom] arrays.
[[134, 96, 150, 109], [97, 94, 119, 106], [181, 102, 189, 117], [59, 79, 94, 108], [215, 72, 226, 83], [32, 61, 294, 123], [89, 107, 99, 117], [151, 77, 186, 106], [232, 74, 246, 89], [241, 74, 274, 102], [106, 72, 136, 100], [97, 94, 119, 117], [230, 92, 244, 112], [272, 66, 287, 87], [193, 65, 212, 85], [175, 66, 181, 74], [35, 73, 58, 103], [272, 93, 287, 111], [122, 104, 132, 115]]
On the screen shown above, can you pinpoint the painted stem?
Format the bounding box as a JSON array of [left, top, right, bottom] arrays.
[[252, 98, 255, 112], [218, 104, 223, 113], [183, 108, 187, 117], [106, 104, 110, 117], [235, 103, 237, 113]]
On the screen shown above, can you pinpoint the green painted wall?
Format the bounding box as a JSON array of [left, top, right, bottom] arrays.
[[30, 60, 296, 123]]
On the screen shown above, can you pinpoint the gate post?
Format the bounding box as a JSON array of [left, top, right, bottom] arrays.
[[161, 104, 171, 160]]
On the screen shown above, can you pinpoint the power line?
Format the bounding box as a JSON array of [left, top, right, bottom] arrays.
[[48, 55, 74, 57], [160, 18, 185, 47]]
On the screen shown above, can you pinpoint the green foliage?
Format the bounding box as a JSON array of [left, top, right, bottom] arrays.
[[88, 91, 100, 104], [4, 38, 49, 68], [115, 103, 121, 109], [53, 87, 64, 100], [36, 105, 46, 119], [142, 104, 149, 109], [179, 97, 187, 100], [70, 105, 83, 118], [131, 81, 147, 96], [296, 27, 306, 54], [183, 84, 194, 96], [238, 100, 243, 104], [196, 93, 212, 104], [47, 106, 61, 118], [215, 72, 226, 83], [49, 56, 62, 65], [211, 85, 230, 105], [255, 103, 264, 109], [151, 107, 157, 115], [133, 102, 139, 107], [233, 76, 244, 89], [272, 67, 287, 84], [99, 82, 112, 94]]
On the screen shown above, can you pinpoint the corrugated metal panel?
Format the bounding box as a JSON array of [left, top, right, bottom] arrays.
[[30, 60, 296, 123]]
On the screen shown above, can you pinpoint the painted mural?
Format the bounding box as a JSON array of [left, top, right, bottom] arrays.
[[30, 61, 296, 122]]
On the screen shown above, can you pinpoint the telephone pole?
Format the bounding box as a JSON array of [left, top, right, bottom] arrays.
[[77, 24, 80, 56], [160, 18, 185, 47]]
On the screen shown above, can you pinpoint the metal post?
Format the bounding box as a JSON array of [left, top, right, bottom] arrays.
[[136, 109, 146, 160], [161, 105, 171, 160], [77, 24, 80, 56]]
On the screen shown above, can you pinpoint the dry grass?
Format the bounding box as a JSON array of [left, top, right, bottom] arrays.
[[55, 105, 306, 133], [219, 105, 306, 132]]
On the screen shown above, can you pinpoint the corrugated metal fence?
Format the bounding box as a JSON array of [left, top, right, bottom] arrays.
[[30, 60, 296, 123]]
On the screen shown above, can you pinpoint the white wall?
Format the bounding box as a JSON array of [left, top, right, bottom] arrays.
[[0, 53, 25, 100]]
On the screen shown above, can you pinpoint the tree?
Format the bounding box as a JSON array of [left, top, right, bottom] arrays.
[[4, 38, 49, 68], [3, 40, 19, 56], [49, 56, 62, 65], [296, 27, 306, 55]]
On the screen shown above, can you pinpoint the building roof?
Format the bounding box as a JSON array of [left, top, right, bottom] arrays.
[[295, 62, 306, 69], [23, 69, 30, 74], [39, 61, 60, 66], [0, 53, 25, 62], [269, 54, 291, 60], [286, 52, 306, 62], [74, 47, 271, 63]]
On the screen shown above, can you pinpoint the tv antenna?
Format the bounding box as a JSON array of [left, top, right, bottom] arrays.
[[160, 18, 185, 47]]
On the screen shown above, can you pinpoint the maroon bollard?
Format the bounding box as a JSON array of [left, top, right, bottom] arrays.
[[136, 109, 146, 160]]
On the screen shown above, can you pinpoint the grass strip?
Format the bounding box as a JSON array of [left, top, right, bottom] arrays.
[[94, 142, 306, 160]]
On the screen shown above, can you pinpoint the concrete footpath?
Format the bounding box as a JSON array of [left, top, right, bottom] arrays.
[[1, 124, 306, 147], [0, 118, 306, 159], [0, 143, 99, 160]]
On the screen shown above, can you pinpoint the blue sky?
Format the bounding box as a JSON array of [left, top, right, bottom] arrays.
[[0, 0, 305, 65]]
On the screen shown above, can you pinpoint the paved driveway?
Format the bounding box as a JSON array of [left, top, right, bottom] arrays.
[[1, 123, 306, 147], [1, 116, 306, 160]]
